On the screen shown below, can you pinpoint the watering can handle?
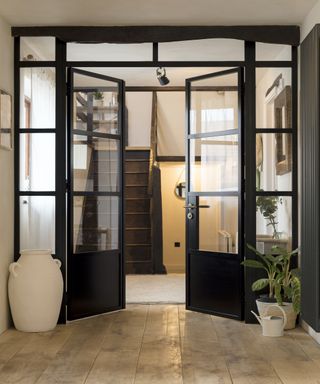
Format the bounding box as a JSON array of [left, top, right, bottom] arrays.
[[250, 310, 262, 325], [264, 304, 287, 329]]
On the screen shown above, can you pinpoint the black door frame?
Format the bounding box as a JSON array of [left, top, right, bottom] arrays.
[[13, 28, 298, 323], [185, 67, 244, 319], [66, 68, 125, 320]]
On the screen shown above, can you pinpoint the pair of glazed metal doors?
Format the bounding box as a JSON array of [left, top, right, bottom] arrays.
[[67, 67, 243, 321]]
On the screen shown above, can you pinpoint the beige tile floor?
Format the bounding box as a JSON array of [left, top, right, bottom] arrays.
[[0, 305, 320, 383]]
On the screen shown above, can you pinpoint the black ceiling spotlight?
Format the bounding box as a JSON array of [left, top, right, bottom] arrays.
[[156, 67, 170, 86]]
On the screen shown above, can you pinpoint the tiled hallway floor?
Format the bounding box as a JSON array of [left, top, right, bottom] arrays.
[[0, 305, 320, 383]]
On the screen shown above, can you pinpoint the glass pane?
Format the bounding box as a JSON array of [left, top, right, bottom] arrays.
[[73, 90, 118, 134], [20, 37, 55, 61], [190, 135, 238, 192], [256, 133, 292, 191], [73, 72, 119, 135], [159, 39, 244, 61], [20, 196, 55, 252], [73, 135, 119, 192], [199, 196, 238, 253], [20, 133, 55, 191], [67, 43, 152, 61], [256, 68, 292, 129], [190, 72, 238, 134], [74, 196, 118, 252], [20, 68, 56, 129], [256, 196, 292, 252], [0, 90, 12, 149], [256, 43, 291, 61]]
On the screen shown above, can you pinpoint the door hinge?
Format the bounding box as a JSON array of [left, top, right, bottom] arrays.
[[65, 180, 69, 192]]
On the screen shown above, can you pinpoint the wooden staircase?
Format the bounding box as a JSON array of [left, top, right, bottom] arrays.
[[125, 149, 154, 274]]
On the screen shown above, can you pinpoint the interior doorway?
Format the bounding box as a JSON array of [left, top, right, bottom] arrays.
[[14, 33, 298, 323]]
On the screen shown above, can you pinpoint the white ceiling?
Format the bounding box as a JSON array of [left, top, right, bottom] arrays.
[[0, 0, 317, 26], [74, 67, 236, 87]]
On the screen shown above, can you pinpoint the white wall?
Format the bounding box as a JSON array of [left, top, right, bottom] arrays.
[[301, 0, 320, 41], [126, 92, 152, 148], [157, 92, 185, 156], [159, 162, 185, 272], [0, 15, 14, 334]]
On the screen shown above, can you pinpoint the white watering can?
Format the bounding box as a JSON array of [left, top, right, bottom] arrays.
[[251, 304, 287, 337]]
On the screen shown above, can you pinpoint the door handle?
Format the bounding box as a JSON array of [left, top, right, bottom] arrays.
[[184, 204, 210, 209]]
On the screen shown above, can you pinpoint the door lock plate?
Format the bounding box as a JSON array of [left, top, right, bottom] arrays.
[[187, 212, 193, 220]]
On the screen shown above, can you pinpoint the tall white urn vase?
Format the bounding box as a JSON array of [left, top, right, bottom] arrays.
[[8, 249, 63, 332]]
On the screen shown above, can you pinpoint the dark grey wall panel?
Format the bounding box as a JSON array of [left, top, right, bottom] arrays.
[[301, 24, 320, 331]]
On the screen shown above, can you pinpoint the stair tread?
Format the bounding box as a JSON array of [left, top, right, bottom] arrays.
[[125, 159, 150, 162], [125, 244, 152, 247], [125, 184, 148, 187], [125, 227, 151, 230], [125, 171, 149, 174], [125, 197, 150, 200]]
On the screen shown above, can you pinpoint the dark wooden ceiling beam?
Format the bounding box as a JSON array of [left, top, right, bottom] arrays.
[[11, 25, 300, 46]]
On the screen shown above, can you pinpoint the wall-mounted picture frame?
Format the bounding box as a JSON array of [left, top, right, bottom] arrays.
[[274, 85, 292, 175], [0, 90, 12, 150]]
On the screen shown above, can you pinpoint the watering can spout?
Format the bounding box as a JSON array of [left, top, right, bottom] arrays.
[[251, 310, 262, 325]]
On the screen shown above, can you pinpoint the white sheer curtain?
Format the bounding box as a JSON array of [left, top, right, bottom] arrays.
[[20, 68, 56, 252]]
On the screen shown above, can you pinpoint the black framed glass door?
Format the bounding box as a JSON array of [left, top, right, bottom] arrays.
[[185, 68, 244, 319], [67, 68, 125, 320]]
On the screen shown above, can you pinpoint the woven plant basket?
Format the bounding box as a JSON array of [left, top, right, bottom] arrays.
[[256, 300, 297, 330]]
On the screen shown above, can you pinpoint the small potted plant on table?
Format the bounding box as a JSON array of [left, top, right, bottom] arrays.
[[242, 244, 300, 329]]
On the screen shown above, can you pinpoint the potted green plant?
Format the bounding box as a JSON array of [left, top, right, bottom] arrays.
[[242, 244, 300, 329], [93, 91, 104, 106], [256, 194, 282, 239]]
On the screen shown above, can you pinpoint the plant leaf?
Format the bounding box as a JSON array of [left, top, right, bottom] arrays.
[[291, 268, 301, 279], [252, 278, 269, 292], [246, 243, 271, 268], [241, 260, 265, 269], [274, 283, 283, 306], [291, 276, 301, 314]]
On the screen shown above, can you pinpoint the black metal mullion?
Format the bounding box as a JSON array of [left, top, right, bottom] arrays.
[[67, 66, 74, 299], [18, 191, 56, 196], [256, 191, 294, 196], [66, 61, 245, 68], [18, 61, 57, 67], [119, 79, 125, 309], [185, 79, 191, 309], [255, 61, 293, 68], [14, 37, 20, 261], [188, 191, 239, 197], [244, 41, 257, 323], [72, 129, 121, 141], [188, 129, 239, 140], [19, 128, 56, 133], [291, 46, 298, 250], [152, 42, 158, 64], [256, 128, 293, 134], [238, 66, 245, 320], [56, 38, 67, 323]]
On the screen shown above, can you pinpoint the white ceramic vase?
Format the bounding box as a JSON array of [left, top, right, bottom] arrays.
[[8, 249, 63, 332]]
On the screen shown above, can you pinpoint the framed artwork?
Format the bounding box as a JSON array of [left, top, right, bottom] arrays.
[[274, 85, 292, 175], [0, 90, 12, 150]]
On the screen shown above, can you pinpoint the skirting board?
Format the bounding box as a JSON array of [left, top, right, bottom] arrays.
[[165, 264, 185, 274], [301, 319, 320, 345]]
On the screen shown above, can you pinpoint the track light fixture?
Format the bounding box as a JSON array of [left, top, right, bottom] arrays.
[[156, 67, 170, 86]]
